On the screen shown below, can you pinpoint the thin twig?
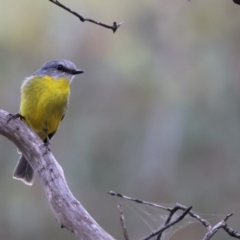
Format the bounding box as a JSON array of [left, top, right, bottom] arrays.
[[118, 203, 130, 240], [108, 191, 169, 211], [223, 224, 240, 238], [156, 206, 181, 240], [202, 214, 240, 240], [140, 207, 192, 240], [174, 203, 211, 230], [108, 191, 240, 240], [49, 0, 123, 33], [107, 191, 210, 229]]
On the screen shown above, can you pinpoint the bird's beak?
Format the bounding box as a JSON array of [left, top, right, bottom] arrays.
[[73, 69, 84, 75]]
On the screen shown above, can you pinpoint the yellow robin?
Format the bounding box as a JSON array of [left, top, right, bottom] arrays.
[[10, 59, 84, 185]]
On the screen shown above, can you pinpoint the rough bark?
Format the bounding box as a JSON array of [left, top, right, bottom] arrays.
[[0, 109, 115, 240]]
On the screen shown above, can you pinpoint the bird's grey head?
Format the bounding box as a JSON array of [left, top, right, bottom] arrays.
[[33, 59, 84, 82]]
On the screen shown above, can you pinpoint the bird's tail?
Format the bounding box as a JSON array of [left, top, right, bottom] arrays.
[[13, 155, 34, 185]]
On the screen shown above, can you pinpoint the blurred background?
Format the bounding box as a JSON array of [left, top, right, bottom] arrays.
[[0, 0, 240, 239]]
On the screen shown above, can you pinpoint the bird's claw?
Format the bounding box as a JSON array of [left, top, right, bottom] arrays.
[[7, 113, 25, 123]]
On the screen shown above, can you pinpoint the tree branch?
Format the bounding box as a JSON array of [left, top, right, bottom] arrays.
[[108, 191, 240, 240], [49, 0, 123, 33], [0, 109, 115, 240], [117, 203, 130, 240], [140, 207, 192, 240], [203, 214, 240, 240]]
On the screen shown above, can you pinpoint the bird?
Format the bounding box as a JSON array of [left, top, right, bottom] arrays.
[[9, 59, 84, 185]]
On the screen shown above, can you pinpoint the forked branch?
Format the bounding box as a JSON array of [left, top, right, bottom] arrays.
[[108, 191, 240, 240]]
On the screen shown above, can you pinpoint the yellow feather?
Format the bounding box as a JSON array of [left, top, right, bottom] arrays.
[[20, 75, 70, 140]]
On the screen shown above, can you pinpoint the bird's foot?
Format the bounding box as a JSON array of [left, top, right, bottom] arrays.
[[42, 137, 51, 155], [7, 113, 25, 123]]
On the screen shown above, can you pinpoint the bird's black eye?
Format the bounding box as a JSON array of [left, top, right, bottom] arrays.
[[57, 64, 64, 71]]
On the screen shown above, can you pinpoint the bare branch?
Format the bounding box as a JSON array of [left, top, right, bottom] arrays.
[[118, 203, 130, 240], [0, 109, 115, 240], [156, 205, 183, 240], [49, 0, 123, 33], [108, 191, 240, 240], [108, 191, 169, 211], [140, 207, 192, 240], [202, 214, 240, 240], [107, 191, 210, 228]]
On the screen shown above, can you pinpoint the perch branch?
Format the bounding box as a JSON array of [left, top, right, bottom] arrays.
[[49, 0, 123, 33], [0, 109, 115, 240]]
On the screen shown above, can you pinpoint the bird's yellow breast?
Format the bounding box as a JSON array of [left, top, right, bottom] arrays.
[[20, 75, 70, 140]]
